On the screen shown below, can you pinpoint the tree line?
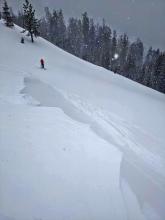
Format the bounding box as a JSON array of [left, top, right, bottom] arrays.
[[1, 0, 165, 94]]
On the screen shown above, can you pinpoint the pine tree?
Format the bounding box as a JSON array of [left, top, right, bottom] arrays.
[[44, 7, 52, 23], [39, 17, 48, 39], [95, 25, 103, 65], [100, 20, 111, 69], [134, 38, 144, 81], [82, 12, 90, 60], [66, 18, 83, 56], [142, 47, 154, 86], [117, 34, 129, 74], [23, 0, 40, 42], [2, 0, 14, 27], [143, 49, 160, 88], [125, 45, 136, 79], [157, 53, 165, 93], [88, 19, 96, 63], [110, 30, 117, 71], [23, 0, 29, 27], [67, 18, 78, 55], [56, 9, 66, 48], [51, 10, 58, 43], [154, 53, 165, 92], [82, 12, 89, 43], [17, 11, 25, 28], [124, 39, 143, 80], [43, 7, 55, 42]]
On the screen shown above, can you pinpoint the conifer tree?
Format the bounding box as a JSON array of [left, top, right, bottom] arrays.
[[153, 52, 165, 92], [67, 18, 83, 56], [15, 11, 24, 27], [82, 12, 89, 44], [124, 39, 144, 80], [142, 47, 153, 86], [56, 9, 66, 48], [43, 7, 53, 41], [110, 30, 117, 71], [118, 34, 129, 74], [23, 0, 40, 42], [101, 20, 111, 69], [157, 53, 165, 93], [2, 0, 14, 27], [94, 24, 102, 66], [82, 12, 90, 60], [88, 19, 96, 63]]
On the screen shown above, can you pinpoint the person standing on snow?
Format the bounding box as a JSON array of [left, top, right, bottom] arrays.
[[40, 58, 45, 69]]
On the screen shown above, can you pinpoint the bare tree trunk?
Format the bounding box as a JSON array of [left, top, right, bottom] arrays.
[[30, 32, 34, 43]]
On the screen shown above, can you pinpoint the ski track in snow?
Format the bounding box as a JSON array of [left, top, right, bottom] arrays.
[[21, 75, 165, 188]]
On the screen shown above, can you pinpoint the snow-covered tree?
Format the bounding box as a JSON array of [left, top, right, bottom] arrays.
[[124, 39, 144, 80], [110, 30, 118, 71], [117, 34, 129, 74], [82, 12, 90, 60], [23, 0, 40, 42], [100, 20, 111, 69], [56, 9, 66, 48], [154, 52, 165, 92], [66, 18, 83, 56], [142, 48, 160, 88], [88, 19, 96, 63], [2, 0, 14, 27]]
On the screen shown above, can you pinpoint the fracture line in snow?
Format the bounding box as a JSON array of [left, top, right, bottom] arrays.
[[21, 76, 165, 188]]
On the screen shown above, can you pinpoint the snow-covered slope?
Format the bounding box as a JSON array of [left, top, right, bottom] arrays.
[[0, 21, 165, 220]]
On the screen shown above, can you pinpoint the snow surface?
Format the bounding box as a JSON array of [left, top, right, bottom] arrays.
[[0, 21, 165, 220]]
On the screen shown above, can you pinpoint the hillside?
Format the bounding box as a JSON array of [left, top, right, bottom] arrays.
[[0, 21, 165, 220]]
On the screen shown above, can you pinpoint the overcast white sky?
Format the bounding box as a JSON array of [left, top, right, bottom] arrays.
[[7, 0, 165, 50]]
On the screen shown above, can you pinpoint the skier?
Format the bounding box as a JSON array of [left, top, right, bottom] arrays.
[[40, 58, 45, 69]]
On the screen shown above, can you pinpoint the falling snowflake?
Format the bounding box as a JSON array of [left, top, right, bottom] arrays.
[[114, 53, 119, 59]]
